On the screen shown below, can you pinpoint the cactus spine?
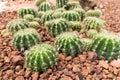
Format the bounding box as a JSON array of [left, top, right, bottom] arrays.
[[56, 0, 68, 8]]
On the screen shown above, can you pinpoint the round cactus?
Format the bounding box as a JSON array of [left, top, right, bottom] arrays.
[[23, 14, 34, 21], [6, 19, 30, 33], [45, 18, 69, 37], [61, 10, 80, 21], [38, 2, 53, 11], [35, 0, 46, 6], [18, 7, 38, 18], [53, 8, 66, 18], [55, 32, 82, 57], [86, 10, 102, 17], [38, 11, 45, 18], [80, 38, 92, 51], [87, 29, 98, 38], [1, 29, 12, 37], [29, 21, 40, 29], [25, 44, 57, 72], [56, 0, 68, 8], [91, 33, 120, 61], [12, 28, 40, 51], [83, 17, 104, 30]]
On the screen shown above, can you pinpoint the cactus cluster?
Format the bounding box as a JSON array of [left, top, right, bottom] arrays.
[[25, 44, 57, 72], [12, 28, 40, 51], [86, 10, 102, 17], [91, 33, 120, 61], [56, 0, 68, 8], [55, 32, 82, 57]]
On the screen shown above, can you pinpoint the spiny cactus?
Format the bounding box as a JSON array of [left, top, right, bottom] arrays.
[[87, 29, 98, 38], [53, 8, 66, 18], [80, 38, 92, 51], [25, 44, 57, 72], [91, 33, 120, 61], [45, 18, 68, 37], [56, 0, 68, 8], [29, 21, 40, 29], [23, 14, 34, 21], [38, 2, 53, 11], [7, 19, 30, 33], [86, 10, 102, 17], [12, 28, 40, 51], [38, 11, 44, 18], [18, 7, 38, 18], [61, 10, 80, 21], [35, 0, 46, 6], [55, 32, 82, 57], [33, 18, 42, 24], [1, 29, 12, 37], [83, 17, 104, 30]]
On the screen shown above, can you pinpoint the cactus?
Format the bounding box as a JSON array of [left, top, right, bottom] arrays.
[[45, 18, 69, 37], [56, 0, 68, 8], [61, 10, 80, 21], [25, 44, 57, 72], [55, 32, 82, 57], [23, 14, 34, 21], [29, 21, 40, 29], [86, 10, 102, 17], [6, 19, 30, 33], [38, 11, 44, 18], [38, 2, 53, 11], [87, 29, 98, 38], [83, 17, 104, 30], [12, 28, 40, 51], [18, 7, 38, 18], [53, 8, 66, 18], [1, 29, 12, 37], [91, 33, 120, 61], [80, 38, 92, 51], [33, 18, 42, 24], [35, 0, 46, 6]]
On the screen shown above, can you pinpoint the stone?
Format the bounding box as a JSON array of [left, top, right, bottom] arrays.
[[15, 76, 24, 80], [110, 60, 120, 68], [32, 72, 39, 80], [60, 76, 72, 80], [12, 55, 24, 65], [99, 60, 109, 69]]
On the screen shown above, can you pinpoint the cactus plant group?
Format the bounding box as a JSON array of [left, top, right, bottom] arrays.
[[56, 0, 68, 8], [86, 10, 102, 17]]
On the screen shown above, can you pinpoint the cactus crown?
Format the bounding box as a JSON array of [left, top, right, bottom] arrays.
[[55, 32, 82, 57], [25, 44, 57, 72], [53, 8, 66, 18], [56, 0, 68, 8], [35, 0, 45, 6], [29, 21, 40, 29], [23, 14, 34, 21], [86, 10, 102, 17], [87, 29, 98, 38], [38, 11, 45, 18]]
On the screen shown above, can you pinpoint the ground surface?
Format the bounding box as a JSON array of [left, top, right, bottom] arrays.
[[0, 0, 120, 80]]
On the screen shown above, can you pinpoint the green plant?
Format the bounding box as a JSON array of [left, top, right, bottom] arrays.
[[87, 29, 98, 38], [45, 18, 68, 37], [7, 19, 30, 33], [61, 10, 80, 21], [38, 11, 44, 18], [29, 21, 40, 29], [38, 2, 53, 11], [1, 29, 12, 37], [18, 7, 38, 18], [25, 44, 57, 72], [35, 0, 46, 6], [23, 14, 34, 21], [91, 33, 120, 61], [56, 0, 68, 8], [86, 10, 102, 17], [33, 18, 42, 24], [55, 32, 82, 57], [53, 8, 66, 18], [12, 28, 40, 51]]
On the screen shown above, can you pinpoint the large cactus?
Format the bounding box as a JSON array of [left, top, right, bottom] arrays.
[[18, 7, 38, 18], [56, 0, 68, 8], [25, 44, 57, 72], [6, 19, 30, 33], [86, 10, 102, 17], [55, 32, 82, 57], [12, 28, 40, 51], [45, 18, 68, 37], [91, 33, 120, 61]]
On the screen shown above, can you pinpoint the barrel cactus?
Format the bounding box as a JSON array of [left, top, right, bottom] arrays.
[[25, 44, 57, 72], [62, 10, 80, 21], [18, 7, 38, 18], [91, 33, 120, 61], [29, 21, 40, 29], [86, 10, 102, 17], [53, 8, 66, 18], [87, 29, 98, 38], [1, 29, 12, 37], [55, 32, 82, 57], [23, 14, 34, 21], [7, 19, 30, 33], [56, 0, 68, 8], [38, 11, 44, 18], [35, 0, 46, 6], [12, 28, 40, 51], [38, 2, 53, 11], [45, 18, 68, 37]]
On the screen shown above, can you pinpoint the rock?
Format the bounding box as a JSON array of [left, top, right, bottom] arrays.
[[40, 73, 47, 79], [63, 69, 69, 75], [4, 56, 10, 63], [12, 55, 24, 65], [25, 69, 31, 78], [65, 56, 72, 61], [32, 72, 39, 80], [78, 55, 86, 62], [15, 76, 24, 80], [66, 64, 72, 70], [87, 52, 97, 60], [60, 76, 72, 80], [82, 68, 90, 76], [58, 54, 65, 60], [99, 4, 104, 9], [99, 60, 109, 69], [72, 65, 80, 73], [6, 70, 14, 77], [110, 60, 120, 68], [46, 69, 52, 74], [15, 65, 21, 71]]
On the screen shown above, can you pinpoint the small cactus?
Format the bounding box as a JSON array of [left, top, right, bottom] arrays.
[[25, 44, 57, 72], [61, 10, 80, 21], [23, 14, 34, 21], [35, 0, 46, 6], [33, 18, 42, 24], [87, 29, 98, 38], [1, 29, 12, 37], [56, 0, 68, 8], [55, 32, 82, 57], [12, 28, 40, 51], [91, 33, 120, 61], [86, 10, 102, 17], [18, 7, 38, 18], [38, 11, 45, 18], [45, 18, 69, 37], [29, 21, 40, 29], [38, 2, 53, 11], [7, 19, 30, 33], [53, 8, 66, 18]]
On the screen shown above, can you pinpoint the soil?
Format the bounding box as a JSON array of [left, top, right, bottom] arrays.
[[0, 0, 120, 80]]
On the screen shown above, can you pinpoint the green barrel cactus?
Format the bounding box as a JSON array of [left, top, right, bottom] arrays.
[[38, 11, 44, 18], [56, 0, 68, 8], [1, 29, 12, 37], [87, 29, 98, 38], [29, 21, 40, 29], [53, 8, 66, 18], [91, 33, 120, 61], [86, 10, 102, 17], [80, 38, 92, 51], [61, 10, 80, 21], [12, 28, 40, 51], [7, 19, 30, 33], [23, 14, 34, 21], [25, 44, 57, 72], [45, 18, 68, 37], [38, 2, 53, 11], [18, 7, 38, 18], [55, 32, 82, 57], [35, 0, 46, 6], [83, 17, 104, 30]]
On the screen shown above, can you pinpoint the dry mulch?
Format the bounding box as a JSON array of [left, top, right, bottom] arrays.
[[0, 0, 120, 80]]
